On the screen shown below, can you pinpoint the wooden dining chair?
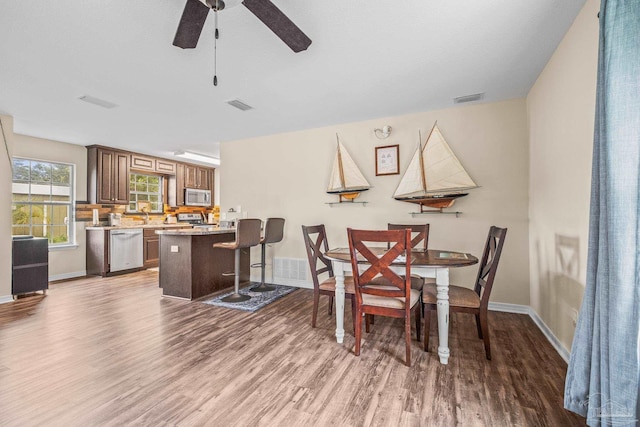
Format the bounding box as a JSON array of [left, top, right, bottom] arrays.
[[301, 225, 356, 330], [387, 223, 433, 291], [423, 226, 507, 360], [347, 228, 421, 367]]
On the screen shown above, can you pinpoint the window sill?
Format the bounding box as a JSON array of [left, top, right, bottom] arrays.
[[49, 244, 79, 251]]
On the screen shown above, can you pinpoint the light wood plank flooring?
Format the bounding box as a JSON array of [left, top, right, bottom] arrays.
[[0, 271, 584, 426]]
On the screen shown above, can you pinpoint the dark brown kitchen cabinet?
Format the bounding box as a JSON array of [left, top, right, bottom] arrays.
[[156, 159, 176, 174], [143, 228, 160, 268], [184, 165, 211, 190], [131, 154, 176, 175], [197, 168, 210, 190], [130, 154, 155, 172], [88, 147, 130, 204], [175, 163, 185, 206]]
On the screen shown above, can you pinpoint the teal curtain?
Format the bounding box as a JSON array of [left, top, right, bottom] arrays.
[[564, 1, 640, 426]]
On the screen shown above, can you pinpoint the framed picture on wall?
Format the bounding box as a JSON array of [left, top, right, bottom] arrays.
[[375, 144, 400, 176]]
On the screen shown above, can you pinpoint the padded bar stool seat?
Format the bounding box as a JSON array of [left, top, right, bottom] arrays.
[[213, 218, 262, 303], [251, 218, 285, 293]]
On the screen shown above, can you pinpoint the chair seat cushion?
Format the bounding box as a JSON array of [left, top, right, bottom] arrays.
[[358, 278, 420, 309], [422, 283, 480, 308], [362, 286, 421, 310], [318, 276, 356, 294]]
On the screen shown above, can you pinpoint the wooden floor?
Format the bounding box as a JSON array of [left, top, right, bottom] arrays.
[[0, 271, 584, 427]]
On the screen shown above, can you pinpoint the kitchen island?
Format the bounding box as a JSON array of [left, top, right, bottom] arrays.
[[86, 223, 192, 276], [156, 227, 249, 300]]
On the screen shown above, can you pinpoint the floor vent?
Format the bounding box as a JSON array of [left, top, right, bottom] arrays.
[[273, 258, 308, 285]]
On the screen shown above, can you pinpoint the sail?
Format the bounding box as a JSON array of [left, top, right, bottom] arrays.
[[327, 140, 370, 193], [394, 124, 476, 198], [423, 125, 476, 192], [393, 142, 424, 198]]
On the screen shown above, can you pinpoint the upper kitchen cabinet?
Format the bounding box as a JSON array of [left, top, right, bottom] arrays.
[[184, 165, 212, 190], [131, 154, 177, 175], [87, 147, 130, 204]]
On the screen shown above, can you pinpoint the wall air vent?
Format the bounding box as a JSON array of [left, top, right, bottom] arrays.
[[453, 93, 485, 104], [226, 99, 253, 111], [78, 95, 118, 109]]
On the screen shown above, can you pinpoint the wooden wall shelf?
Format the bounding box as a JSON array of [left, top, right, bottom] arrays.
[[325, 201, 368, 207], [410, 210, 461, 218]]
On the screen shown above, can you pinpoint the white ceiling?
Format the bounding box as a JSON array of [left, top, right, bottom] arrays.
[[0, 0, 586, 164]]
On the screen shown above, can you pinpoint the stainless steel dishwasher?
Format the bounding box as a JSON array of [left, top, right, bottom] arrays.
[[110, 229, 144, 272]]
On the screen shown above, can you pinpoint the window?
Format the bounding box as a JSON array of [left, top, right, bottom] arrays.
[[129, 173, 163, 213], [12, 158, 75, 246]]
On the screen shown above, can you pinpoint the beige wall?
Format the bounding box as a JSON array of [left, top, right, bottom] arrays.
[[0, 115, 14, 301], [221, 99, 530, 305], [527, 0, 598, 352], [12, 134, 88, 280]]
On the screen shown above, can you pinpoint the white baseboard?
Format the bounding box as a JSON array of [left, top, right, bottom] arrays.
[[527, 308, 570, 363], [0, 295, 14, 305], [260, 276, 312, 289], [488, 301, 530, 314], [49, 270, 86, 282], [489, 301, 570, 363]]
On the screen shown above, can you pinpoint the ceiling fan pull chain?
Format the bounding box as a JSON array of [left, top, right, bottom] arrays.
[[213, 3, 219, 86]]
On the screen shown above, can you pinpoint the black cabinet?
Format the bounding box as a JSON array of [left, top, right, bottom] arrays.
[[12, 236, 48, 296]]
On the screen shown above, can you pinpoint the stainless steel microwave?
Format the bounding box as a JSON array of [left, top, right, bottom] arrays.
[[185, 188, 211, 206]]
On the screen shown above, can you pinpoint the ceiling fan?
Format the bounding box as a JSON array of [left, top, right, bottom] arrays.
[[173, 0, 312, 53]]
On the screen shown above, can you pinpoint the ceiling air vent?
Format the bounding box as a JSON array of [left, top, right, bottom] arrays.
[[226, 99, 253, 111], [454, 93, 484, 104], [78, 95, 118, 109]]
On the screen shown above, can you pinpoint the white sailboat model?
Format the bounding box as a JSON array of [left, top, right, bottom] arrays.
[[327, 135, 370, 202], [394, 122, 477, 211]]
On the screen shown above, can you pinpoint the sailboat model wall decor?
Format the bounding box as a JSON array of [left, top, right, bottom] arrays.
[[393, 122, 477, 212], [327, 135, 370, 202]]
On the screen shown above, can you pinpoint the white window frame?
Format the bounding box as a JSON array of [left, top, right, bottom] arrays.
[[128, 172, 164, 213], [11, 157, 76, 248]]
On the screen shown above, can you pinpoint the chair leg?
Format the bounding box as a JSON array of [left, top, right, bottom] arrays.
[[221, 249, 251, 303], [351, 298, 356, 331], [312, 291, 320, 328], [328, 296, 334, 315], [354, 308, 362, 357], [414, 304, 421, 341], [479, 310, 491, 360], [423, 306, 431, 352], [365, 314, 371, 333], [475, 313, 483, 339], [252, 243, 275, 293], [405, 313, 412, 367]]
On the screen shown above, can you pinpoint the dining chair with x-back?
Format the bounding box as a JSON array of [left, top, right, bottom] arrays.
[[302, 224, 356, 330], [347, 228, 422, 366], [387, 223, 432, 291], [423, 226, 507, 360]]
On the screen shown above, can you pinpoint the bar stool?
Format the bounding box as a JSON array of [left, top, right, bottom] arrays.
[[213, 218, 262, 303], [251, 218, 286, 292]]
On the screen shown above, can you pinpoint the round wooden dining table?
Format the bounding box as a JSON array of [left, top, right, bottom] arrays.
[[324, 248, 478, 365]]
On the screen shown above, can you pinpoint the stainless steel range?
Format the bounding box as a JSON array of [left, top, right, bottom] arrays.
[[177, 213, 205, 225], [177, 213, 216, 229]]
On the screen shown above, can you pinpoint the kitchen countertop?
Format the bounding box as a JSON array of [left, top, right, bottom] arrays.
[[155, 227, 235, 236], [86, 224, 193, 231]]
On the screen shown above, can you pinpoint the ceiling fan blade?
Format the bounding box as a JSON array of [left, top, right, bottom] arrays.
[[173, 0, 210, 49], [242, 0, 311, 53]]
